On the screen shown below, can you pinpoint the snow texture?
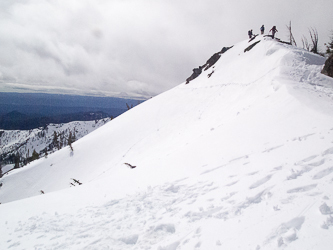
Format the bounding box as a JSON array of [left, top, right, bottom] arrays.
[[1, 36, 333, 249]]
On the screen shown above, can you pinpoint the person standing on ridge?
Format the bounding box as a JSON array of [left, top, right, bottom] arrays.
[[248, 29, 253, 39], [260, 25, 265, 35], [270, 26, 278, 39]]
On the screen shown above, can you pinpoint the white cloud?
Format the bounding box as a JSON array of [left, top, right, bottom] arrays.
[[0, 0, 332, 98]]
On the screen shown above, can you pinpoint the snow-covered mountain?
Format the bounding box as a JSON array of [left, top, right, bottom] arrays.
[[0, 117, 112, 174], [1, 36, 333, 249]]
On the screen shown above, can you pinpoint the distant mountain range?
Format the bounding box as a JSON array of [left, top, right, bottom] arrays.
[[0, 117, 112, 172], [0, 92, 144, 130]]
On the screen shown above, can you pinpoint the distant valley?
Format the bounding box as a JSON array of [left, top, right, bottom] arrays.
[[0, 92, 144, 173], [0, 92, 143, 130]]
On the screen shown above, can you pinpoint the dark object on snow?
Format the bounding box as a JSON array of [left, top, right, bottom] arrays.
[[204, 47, 232, 70], [72, 178, 82, 185], [208, 71, 214, 78], [185, 46, 232, 84], [244, 41, 261, 53], [125, 163, 136, 169], [186, 66, 203, 84], [204, 53, 221, 71], [248, 34, 258, 43], [40, 190, 44, 194], [221, 46, 231, 53], [260, 25, 265, 35], [263, 35, 285, 43], [269, 26, 278, 39], [248, 29, 253, 39], [321, 54, 333, 77], [203, 46, 233, 71], [279, 40, 292, 45]]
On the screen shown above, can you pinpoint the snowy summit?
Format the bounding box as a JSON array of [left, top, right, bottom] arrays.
[[1, 36, 333, 249]]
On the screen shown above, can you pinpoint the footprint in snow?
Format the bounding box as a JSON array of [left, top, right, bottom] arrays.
[[321, 217, 333, 229], [265, 216, 305, 247], [287, 160, 325, 180], [271, 165, 283, 171], [292, 133, 315, 141], [294, 155, 318, 165], [247, 171, 259, 176], [195, 242, 201, 248], [306, 158, 326, 167], [313, 167, 333, 180], [118, 234, 139, 245], [221, 192, 237, 201], [322, 146, 333, 156], [262, 145, 283, 153], [235, 188, 272, 215], [287, 184, 317, 193], [229, 155, 249, 163], [319, 203, 333, 229], [319, 203, 333, 215], [164, 184, 181, 193], [249, 175, 272, 189], [159, 241, 180, 250], [154, 223, 176, 234], [225, 180, 238, 186]]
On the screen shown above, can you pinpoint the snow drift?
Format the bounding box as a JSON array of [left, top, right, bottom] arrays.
[[1, 36, 333, 249]]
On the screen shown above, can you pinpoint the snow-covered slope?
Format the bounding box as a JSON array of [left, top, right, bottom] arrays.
[[1, 36, 333, 249], [0, 118, 111, 173]]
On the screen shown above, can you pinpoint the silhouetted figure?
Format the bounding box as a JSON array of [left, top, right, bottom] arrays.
[[270, 26, 278, 39], [260, 25, 265, 35], [248, 29, 253, 39]]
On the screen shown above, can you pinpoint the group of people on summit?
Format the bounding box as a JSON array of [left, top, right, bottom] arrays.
[[248, 25, 278, 39], [186, 25, 279, 85]]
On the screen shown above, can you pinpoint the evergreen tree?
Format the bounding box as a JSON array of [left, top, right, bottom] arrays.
[[14, 152, 20, 169], [26, 149, 30, 164], [32, 149, 39, 161], [73, 128, 76, 142], [68, 131, 74, 151], [52, 131, 59, 150], [59, 132, 64, 149]]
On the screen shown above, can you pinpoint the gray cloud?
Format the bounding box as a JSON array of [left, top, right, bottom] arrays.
[[0, 0, 332, 98]]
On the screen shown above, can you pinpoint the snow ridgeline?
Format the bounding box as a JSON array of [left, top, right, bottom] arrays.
[[0, 118, 112, 174], [1, 36, 333, 249]]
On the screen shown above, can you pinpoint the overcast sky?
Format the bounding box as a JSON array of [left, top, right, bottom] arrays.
[[0, 0, 332, 99]]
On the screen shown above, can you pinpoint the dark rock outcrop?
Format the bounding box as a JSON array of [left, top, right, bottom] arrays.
[[185, 46, 232, 84], [248, 34, 258, 43], [321, 54, 333, 78], [203, 46, 232, 71], [244, 41, 261, 53], [186, 66, 203, 84]]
